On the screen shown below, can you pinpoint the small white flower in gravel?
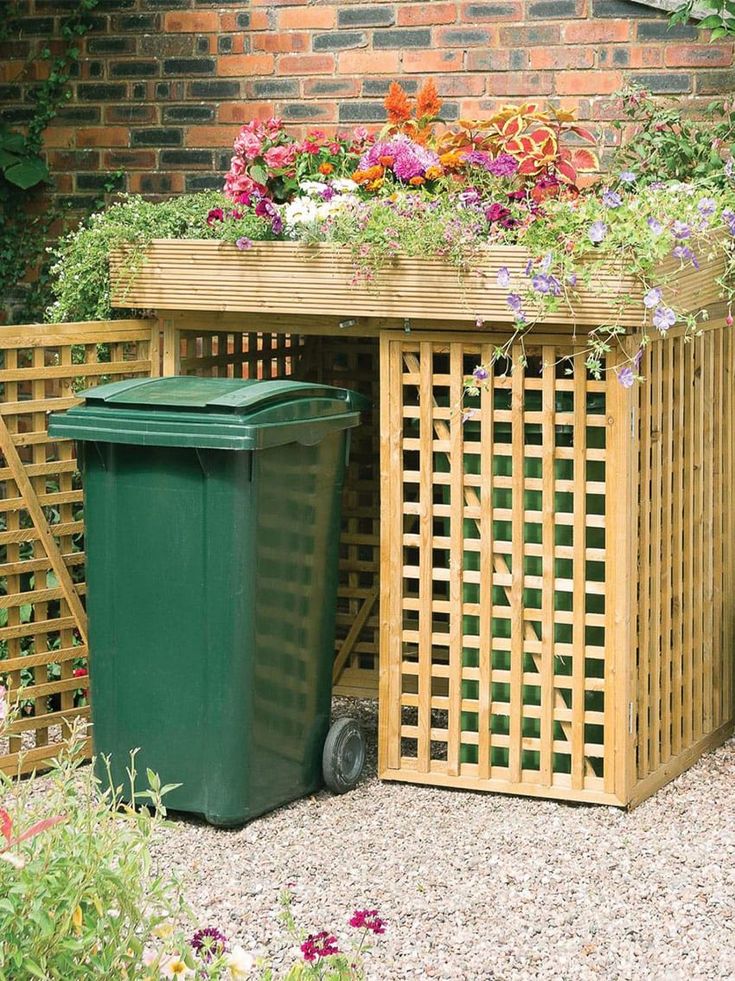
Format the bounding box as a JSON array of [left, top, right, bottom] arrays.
[[225, 945, 256, 979], [0, 851, 25, 869]]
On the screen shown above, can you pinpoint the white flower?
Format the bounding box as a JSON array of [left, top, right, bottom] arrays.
[[331, 178, 358, 193], [283, 196, 320, 230], [299, 180, 329, 196], [159, 954, 193, 978], [226, 945, 255, 980], [0, 851, 25, 869]]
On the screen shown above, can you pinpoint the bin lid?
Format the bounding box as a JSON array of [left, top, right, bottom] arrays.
[[48, 376, 369, 451]]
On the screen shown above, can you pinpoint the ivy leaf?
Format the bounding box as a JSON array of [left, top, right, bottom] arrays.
[[4, 158, 49, 189]]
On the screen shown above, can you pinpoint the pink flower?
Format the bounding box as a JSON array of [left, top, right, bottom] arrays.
[[359, 136, 439, 182], [263, 144, 297, 170], [233, 128, 262, 160], [349, 909, 386, 935]]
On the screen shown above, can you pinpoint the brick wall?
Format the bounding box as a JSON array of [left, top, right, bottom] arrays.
[[1, 0, 733, 213]]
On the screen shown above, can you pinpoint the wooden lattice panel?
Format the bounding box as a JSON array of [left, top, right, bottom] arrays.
[[0, 320, 154, 777], [177, 327, 300, 380], [379, 333, 621, 804], [632, 323, 735, 804], [296, 336, 380, 698]]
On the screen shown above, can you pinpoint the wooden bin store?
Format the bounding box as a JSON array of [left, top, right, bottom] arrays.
[[87, 240, 734, 806]]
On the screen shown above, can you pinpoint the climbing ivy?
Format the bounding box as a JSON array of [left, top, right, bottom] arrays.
[[670, 1, 735, 38], [0, 0, 100, 323]]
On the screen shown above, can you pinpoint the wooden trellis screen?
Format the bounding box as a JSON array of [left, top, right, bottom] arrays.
[[0, 320, 156, 777], [378, 324, 734, 807], [169, 320, 380, 699]]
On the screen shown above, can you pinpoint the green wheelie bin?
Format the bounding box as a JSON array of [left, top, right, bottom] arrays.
[[49, 375, 368, 826]]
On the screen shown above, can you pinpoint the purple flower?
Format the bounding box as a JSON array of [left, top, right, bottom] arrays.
[[647, 216, 664, 235], [463, 149, 494, 170], [320, 186, 336, 201], [722, 209, 735, 235], [697, 197, 717, 218], [726, 158, 734, 180], [588, 220, 608, 244], [532, 273, 562, 296], [602, 188, 623, 208], [567, 272, 578, 287], [653, 305, 676, 333], [473, 365, 489, 383], [619, 171, 637, 184], [673, 244, 700, 269], [190, 927, 229, 963], [459, 188, 482, 207], [617, 365, 636, 388], [524, 258, 534, 276], [672, 220, 691, 240], [487, 153, 519, 177], [359, 136, 439, 182], [643, 287, 662, 309], [236, 237, 253, 250], [254, 198, 283, 235], [497, 266, 511, 288], [507, 293, 526, 322]]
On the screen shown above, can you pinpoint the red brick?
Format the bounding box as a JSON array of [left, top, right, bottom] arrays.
[[397, 2, 457, 25], [485, 72, 555, 96], [217, 102, 276, 123], [403, 49, 463, 73], [665, 44, 733, 68], [76, 127, 129, 148], [279, 7, 335, 29], [564, 21, 631, 44], [627, 46, 664, 69], [163, 11, 218, 33], [277, 53, 335, 74], [467, 50, 510, 71], [186, 125, 242, 146], [251, 11, 272, 30], [530, 47, 594, 70], [254, 32, 309, 53], [217, 54, 275, 76], [436, 74, 486, 96], [555, 70, 623, 95], [337, 50, 400, 74]]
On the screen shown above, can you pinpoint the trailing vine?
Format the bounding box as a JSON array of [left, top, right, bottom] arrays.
[[0, 0, 100, 323], [670, 1, 735, 38]]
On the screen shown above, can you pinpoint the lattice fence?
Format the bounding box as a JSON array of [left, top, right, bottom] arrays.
[[633, 322, 735, 802], [174, 324, 379, 698], [379, 333, 613, 802], [0, 320, 155, 777]]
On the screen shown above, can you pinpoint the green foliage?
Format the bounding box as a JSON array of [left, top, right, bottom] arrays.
[[0, 721, 189, 980], [670, 0, 735, 38], [0, 0, 101, 323], [47, 192, 274, 322], [612, 88, 735, 186]]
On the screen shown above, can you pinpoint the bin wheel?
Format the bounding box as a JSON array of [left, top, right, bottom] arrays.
[[322, 717, 365, 795]]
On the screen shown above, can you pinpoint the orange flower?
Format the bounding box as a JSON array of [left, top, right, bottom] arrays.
[[416, 79, 442, 120], [424, 165, 443, 180], [439, 150, 463, 170], [318, 162, 334, 175], [409, 176, 425, 186], [384, 81, 412, 125], [367, 178, 384, 191], [352, 165, 383, 185], [379, 155, 395, 167]]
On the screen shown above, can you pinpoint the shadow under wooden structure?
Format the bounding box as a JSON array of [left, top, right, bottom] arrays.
[[1, 238, 732, 808]]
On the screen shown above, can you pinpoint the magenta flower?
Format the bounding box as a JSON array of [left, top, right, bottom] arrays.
[[359, 136, 439, 182], [300, 932, 340, 963], [190, 927, 229, 963], [349, 909, 386, 935], [206, 208, 224, 226], [487, 153, 519, 177]]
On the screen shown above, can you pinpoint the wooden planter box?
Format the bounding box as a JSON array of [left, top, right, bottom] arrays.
[[109, 241, 734, 807], [110, 239, 725, 329]]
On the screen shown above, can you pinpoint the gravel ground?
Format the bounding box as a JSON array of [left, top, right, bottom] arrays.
[[148, 697, 735, 981]]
